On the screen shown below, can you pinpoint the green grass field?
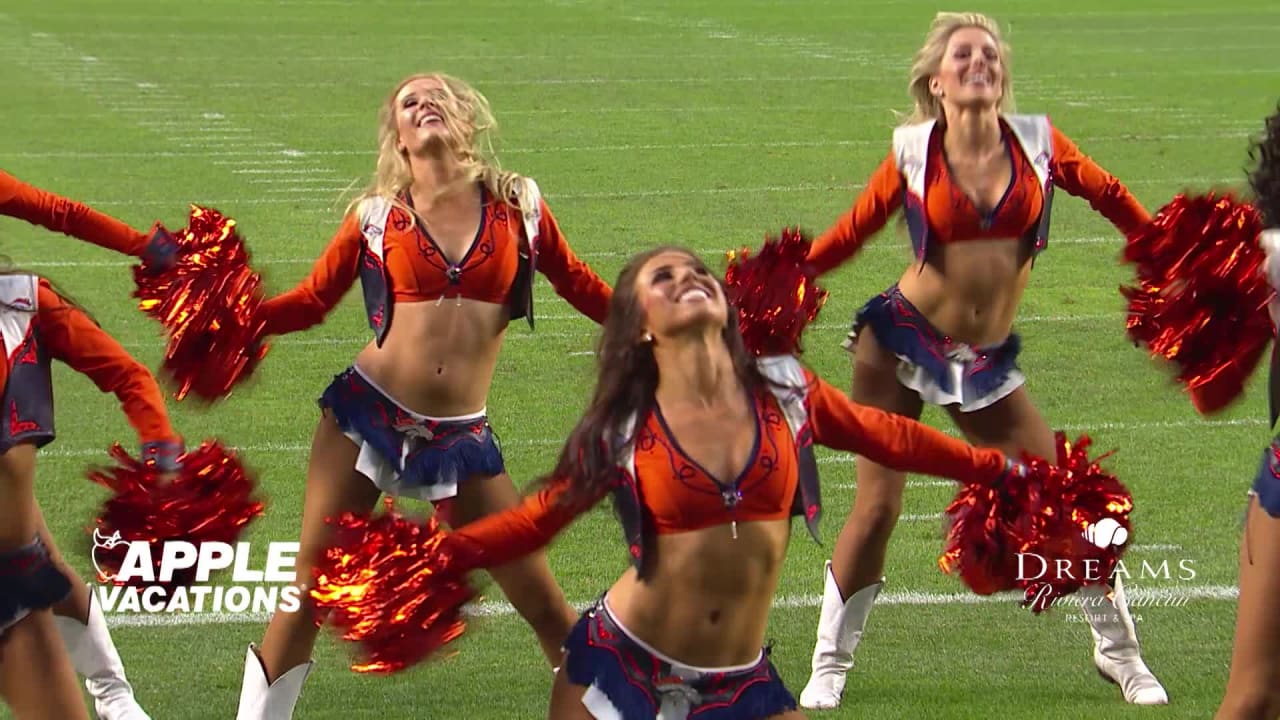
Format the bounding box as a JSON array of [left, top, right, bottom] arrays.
[[2, 0, 1278, 717]]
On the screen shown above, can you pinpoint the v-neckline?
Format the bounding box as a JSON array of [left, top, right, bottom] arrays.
[[938, 124, 1017, 224], [404, 184, 489, 268], [653, 390, 762, 491]]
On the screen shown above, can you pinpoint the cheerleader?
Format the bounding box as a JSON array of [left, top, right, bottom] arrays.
[[1217, 104, 1280, 720], [2, 169, 181, 719], [340, 245, 1021, 718], [797, 11, 1166, 709], [233, 72, 614, 718], [0, 273, 183, 720]]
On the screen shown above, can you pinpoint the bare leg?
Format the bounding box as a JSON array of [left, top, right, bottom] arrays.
[[451, 473, 579, 667], [546, 661, 594, 719], [0, 446, 86, 720], [801, 330, 922, 710], [0, 611, 89, 720], [36, 505, 151, 720], [949, 387, 1167, 706], [1215, 495, 1280, 719], [237, 412, 382, 720]]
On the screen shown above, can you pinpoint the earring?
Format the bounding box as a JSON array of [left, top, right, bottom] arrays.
[[642, 332, 654, 343]]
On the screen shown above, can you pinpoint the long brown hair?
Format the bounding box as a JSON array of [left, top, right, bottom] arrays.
[[1249, 100, 1280, 227], [548, 246, 778, 505]]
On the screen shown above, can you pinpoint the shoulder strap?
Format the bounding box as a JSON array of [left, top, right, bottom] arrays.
[[514, 177, 543, 256], [892, 120, 936, 200], [0, 274, 39, 361], [755, 355, 823, 543], [356, 196, 394, 259], [756, 355, 809, 436], [1002, 114, 1054, 188]]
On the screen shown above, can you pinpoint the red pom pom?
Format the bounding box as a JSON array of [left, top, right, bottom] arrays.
[[938, 433, 1134, 612], [1121, 192, 1271, 414], [723, 228, 828, 357], [132, 206, 270, 402], [87, 441, 264, 588], [310, 503, 479, 674]]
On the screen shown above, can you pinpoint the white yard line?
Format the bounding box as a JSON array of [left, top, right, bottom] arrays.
[[102, 583, 1239, 627]]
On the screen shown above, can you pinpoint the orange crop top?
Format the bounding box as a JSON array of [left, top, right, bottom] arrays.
[[806, 123, 1152, 275], [0, 169, 153, 257], [438, 369, 1010, 570], [259, 187, 612, 336], [0, 279, 178, 447]]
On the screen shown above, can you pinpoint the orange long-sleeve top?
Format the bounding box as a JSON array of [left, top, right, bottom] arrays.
[[259, 192, 612, 336], [0, 169, 152, 257], [806, 123, 1151, 275], [0, 279, 178, 446], [442, 368, 1009, 568]]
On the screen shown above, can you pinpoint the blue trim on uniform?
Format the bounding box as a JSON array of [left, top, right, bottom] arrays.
[[562, 599, 796, 719], [318, 367, 504, 494], [854, 284, 1021, 399]]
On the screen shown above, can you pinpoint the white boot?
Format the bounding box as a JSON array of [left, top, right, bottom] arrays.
[[235, 644, 314, 720], [55, 587, 151, 720], [799, 561, 884, 710], [1082, 577, 1169, 705]]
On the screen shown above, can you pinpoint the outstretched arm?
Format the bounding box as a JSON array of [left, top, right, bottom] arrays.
[[447, 477, 606, 568], [1050, 126, 1151, 236], [803, 370, 1010, 485], [257, 212, 364, 336], [805, 152, 903, 276], [37, 280, 183, 468], [532, 200, 613, 324], [0, 168, 172, 265]]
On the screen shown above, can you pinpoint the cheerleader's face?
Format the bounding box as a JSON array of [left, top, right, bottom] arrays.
[[392, 76, 471, 156], [636, 251, 728, 340], [930, 27, 1003, 109]]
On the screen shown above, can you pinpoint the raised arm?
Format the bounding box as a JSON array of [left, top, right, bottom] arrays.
[[0, 168, 172, 264], [258, 212, 364, 336], [803, 370, 1009, 485], [37, 280, 183, 468], [1050, 126, 1151, 236], [447, 476, 606, 568], [806, 152, 904, 276], [531, 200, 613, 324]]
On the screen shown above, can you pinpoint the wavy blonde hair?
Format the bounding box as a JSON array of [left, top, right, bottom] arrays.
[[904, 12, 1015, 124], [345, 73, 529, 217]]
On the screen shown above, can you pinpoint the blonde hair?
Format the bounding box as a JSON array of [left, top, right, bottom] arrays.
[[345, 73, 527, 217], [905, 12, 1015, 124]]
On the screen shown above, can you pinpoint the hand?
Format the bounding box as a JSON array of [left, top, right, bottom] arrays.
[[141, 440, 185, 479], [141, 223, 179, 275]]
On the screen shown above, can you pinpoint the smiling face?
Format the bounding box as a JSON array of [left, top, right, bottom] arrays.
[[930, 26, 1003, 111], [633, 250, 728, 341], [391, 75, 472, 157]]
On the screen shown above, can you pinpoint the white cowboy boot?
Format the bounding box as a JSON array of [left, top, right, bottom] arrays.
[[55, 588, 151, 720], [1082, 577, 1169, 705], [799, 561, 884, 710], [235, 644, 314, 720]]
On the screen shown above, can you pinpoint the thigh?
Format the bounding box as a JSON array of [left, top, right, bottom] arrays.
[[1224, 497, 1280, 698], [848, 326, 926, 418], [295, 412, 384, 585], [448, 471, 524, 525], [547, 662, 595, 720], [946, 386, 1056, 458], [848, 327, 925, 503], [0, 611, 89, 720]]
